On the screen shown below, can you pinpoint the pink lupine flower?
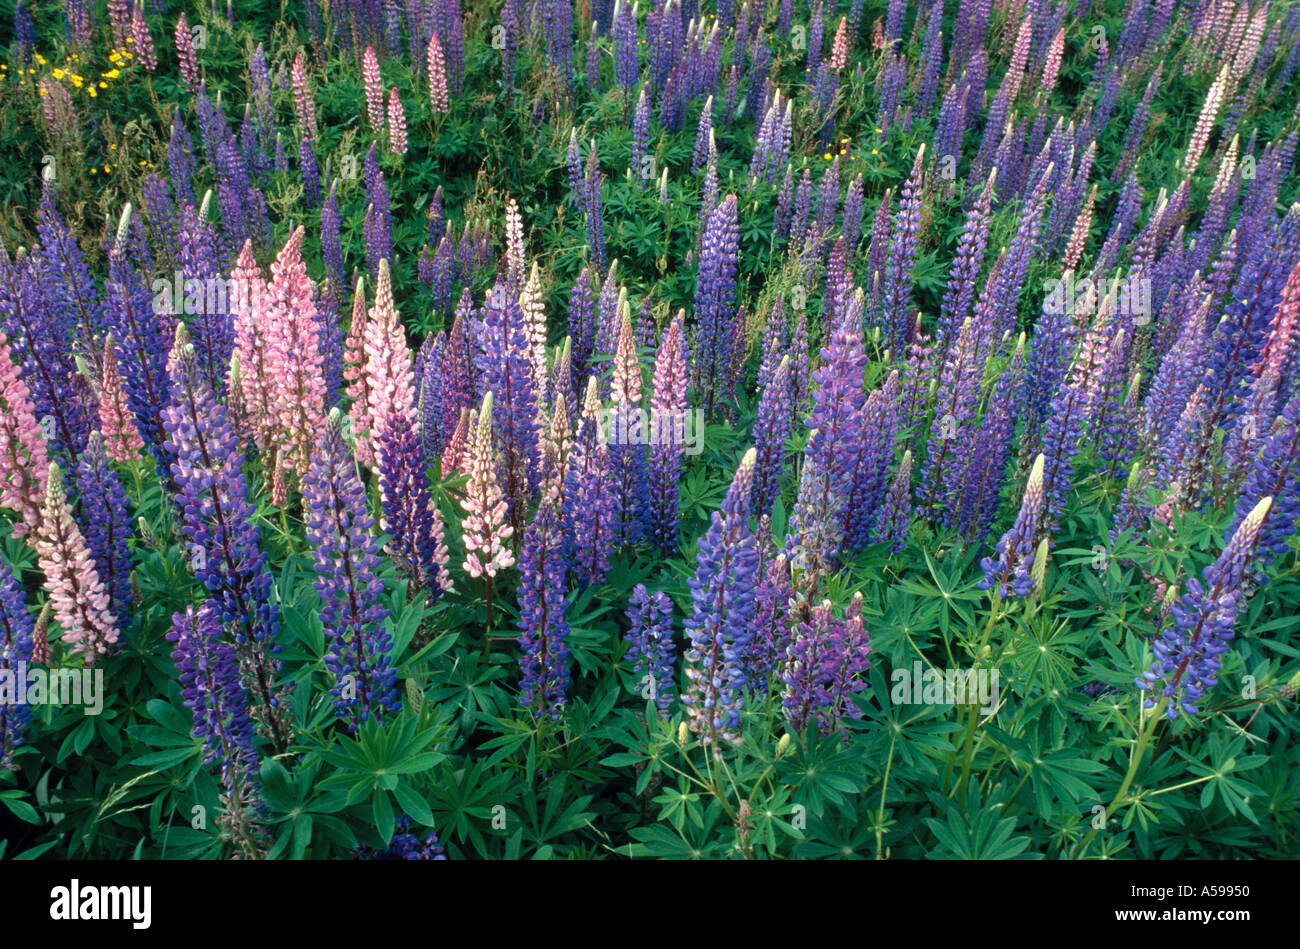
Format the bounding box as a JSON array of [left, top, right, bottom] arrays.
[[610, 304, 641, 405], [359, 260, 417, 472], [441, 406, 470, 475], [132, 2, 157, 71], [174, 13, 200, 93], [264, 227, 326, 475], [271, 448, 288, 508], [427, 32, 449, 113], [0, 330, 49, 537], [387, 87, 407, 155], [97, 335, 146, 465], [1042, 27, 1065, 95], [829, 17, 849, 70], [291, 52, 317, 142], [343, 276, 370, 456], [39, 78, 77, 142], [520, 262, 549, 398], [231, 240, 277, 454], [1256, 260, 1300, 379], [504, 197, 526, 294], [33, 463, 119, 663], [460, 393, 515, 580], [362, 46, 385, 132], [1185, 65, 1231, 174], [1064, 183, 1098, 271]]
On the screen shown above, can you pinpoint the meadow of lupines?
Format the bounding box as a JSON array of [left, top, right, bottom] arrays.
[[0, 0, 1296, 862]]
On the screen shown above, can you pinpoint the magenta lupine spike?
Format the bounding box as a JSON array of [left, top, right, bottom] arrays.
[[291, 52, 317, 142], [378, 409, 452, 598], [0, 330, 49, 538], [175, 13, 200, 93], [744, 536, 793, 693], [34, 463, 119, 663], [648, 312, 689, 550], [360, 261, 418, 474], [427, 32, 450, 113], [460, 393, 515, 580], [264, 227, 326, 476], [387, 87, 407, 155], [230, 240, 278, 456]]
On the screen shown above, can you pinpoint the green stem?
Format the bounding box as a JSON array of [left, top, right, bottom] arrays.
[[1070, 697, 1166, 859]]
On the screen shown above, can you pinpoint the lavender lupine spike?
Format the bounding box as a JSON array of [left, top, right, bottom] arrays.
[[744, 541, 794, 694], [693, 195, 740, 420], [624, 584, 676, 717], [378, 409, 452, 599], [162, 338, 290, 749], [74, 433, 133, 616], [516, 495, 571, 720], [563, 378, 621, 582], [302, 412, 398, 730], [883, 146, 927, 350], [782, 594, 871, 738], [167, 602, 260, 792], [1138, 497, 1273, 719], [980, 453, 1046, 598], [875, 449, 914, 552], [1230, 390, 1299, 575], [682, 449, 759, 757]]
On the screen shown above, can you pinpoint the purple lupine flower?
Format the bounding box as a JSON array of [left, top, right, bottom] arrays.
[[624, 584, 676, 717], [104, 213, 171, 455], [631, 88, 651, 187], [4, 247, 91, 468], [175, 202, 236, 397], [959, 337, 1027, 542], [843, 382, 898, 549], [302, 412, 398, 730], [692, 95, 714, 173], [807, 308, 868, 500], [875, 449, 914, 552], [418, 331, 447, 461], [0, 556, 35, 770], [753, 354, 792, 517], [164, 111, 194, 205], [682, 449, 759, 756], [742, 524, 794, 694], [693, 194, 739, 420], [883, 146, 927, 351], [166, 602, 260, 791], [613, 0, 639, 94], [980, 453, 1046, 598], [74, 433, 133, 616], [1138, 497, 1274, 719], [516, 496, 571, 720], [938, 169, 995, 345], [782, 594, 871, 738], [360, 817, 448, 859], [162, 338, 290, 749], [1231, 390, 1299, 575], [563, 385, 621, 584], [476, 288, 541, 534], [584, 145, 608, 270], [35, 184, 105, 347], [921, 317, 981, 518], [378, 411, 451, 599], [841, 173, 865, 252], [320, 182, 346, 298], [440, 310, 473, 449]]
